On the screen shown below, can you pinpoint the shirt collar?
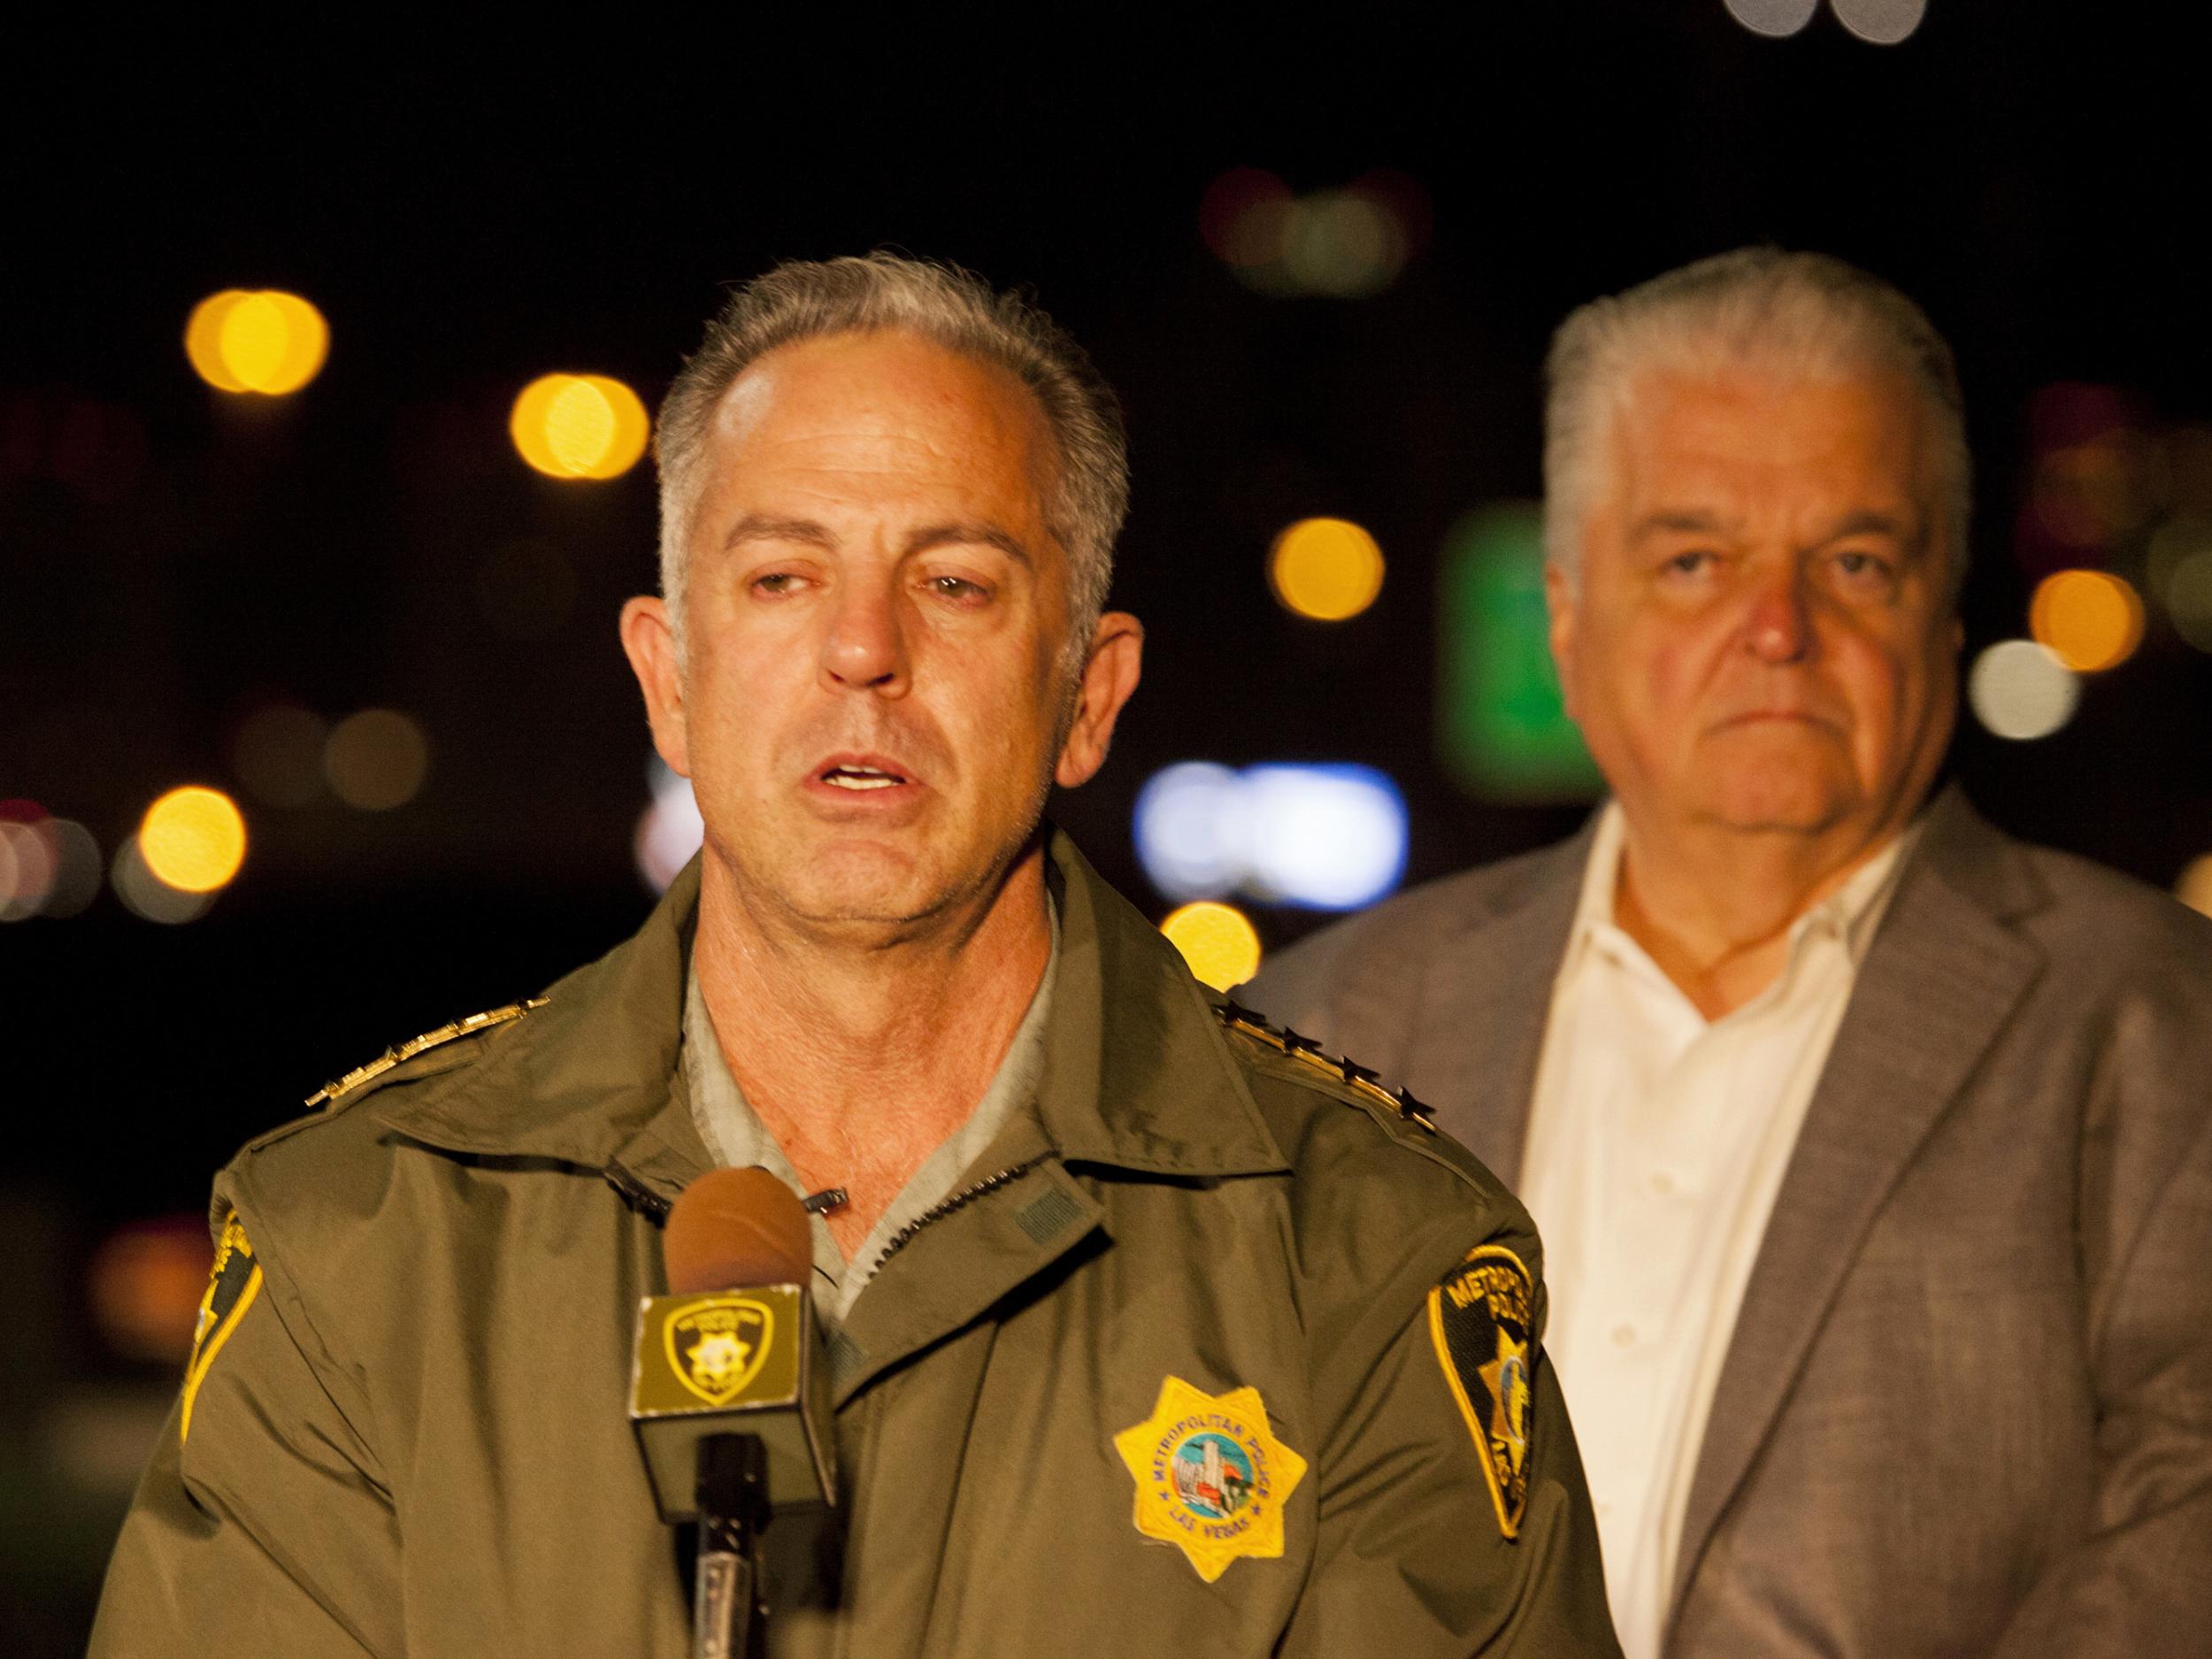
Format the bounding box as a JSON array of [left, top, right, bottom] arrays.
[[1567, 801, 1924, 978], [370, 829, 1288, 1184]]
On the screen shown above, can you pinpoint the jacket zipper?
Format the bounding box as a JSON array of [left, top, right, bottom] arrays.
[[871, 1155, 1048, 1272]]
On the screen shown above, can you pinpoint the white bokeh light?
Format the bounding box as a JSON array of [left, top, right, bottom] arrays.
[[1724, 0, 1818, 37], [1969, 640, 2079, 741], [634, 758, 704, 893], [1133, 762, 1409, 912], [1242, 765, 1409, 910], [1133, 763, 1252, 901], [1829, 0, 1928, 45]]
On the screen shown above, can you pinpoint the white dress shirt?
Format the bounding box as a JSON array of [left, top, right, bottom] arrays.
[[1518, 804, 1916, 1659]]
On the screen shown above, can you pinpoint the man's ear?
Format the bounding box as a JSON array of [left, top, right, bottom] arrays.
[[1544, 561, 1583, 724], [1055, 611, 1145, 789], [619, 596, 691, 777]]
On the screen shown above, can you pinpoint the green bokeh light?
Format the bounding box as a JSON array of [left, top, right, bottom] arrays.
[[1435, 504, 1602, 802]]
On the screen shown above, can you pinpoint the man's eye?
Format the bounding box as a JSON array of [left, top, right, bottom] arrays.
[[925, 575, 987, 601], [1832, 550, 1894, 585], [1661, 550, 1717, 578], [752, 572, 802, 595]]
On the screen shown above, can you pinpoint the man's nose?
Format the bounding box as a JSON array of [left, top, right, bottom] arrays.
[[1743, 561, 1815, 664], [819, 575, 910, 694]]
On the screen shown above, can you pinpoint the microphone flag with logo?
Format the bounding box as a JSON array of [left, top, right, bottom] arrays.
[[630, 1166, 838, 1518]]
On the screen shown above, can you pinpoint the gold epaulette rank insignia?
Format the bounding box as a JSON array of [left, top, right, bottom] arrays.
[[1210, 1001, 1436, 1133], [303, 996, 549, 1108]]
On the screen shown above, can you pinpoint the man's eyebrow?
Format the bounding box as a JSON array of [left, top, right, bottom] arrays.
[[905, 522, 1034, 568], [1821, 510, 1913, 543], [721, 513, 837, 552], [1629, 510, 1738, 541]]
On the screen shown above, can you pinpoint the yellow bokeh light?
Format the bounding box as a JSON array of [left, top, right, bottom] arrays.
[[1270, 518, 1386, 621], [139, 787, 247, 893], [2029, 569, 2144, 672], [185, 290, 328, 395], [511, 373, 650, 480], [2177, 855, 2212, 921], [1161, 901, 1263, 992]]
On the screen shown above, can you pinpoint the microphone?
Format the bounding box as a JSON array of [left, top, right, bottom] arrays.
[[631, 1167, 838, 1659]]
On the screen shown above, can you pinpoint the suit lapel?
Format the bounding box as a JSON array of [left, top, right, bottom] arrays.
[[1393, 828, 1592, 1184], [1667, 796, 2046, 1624]]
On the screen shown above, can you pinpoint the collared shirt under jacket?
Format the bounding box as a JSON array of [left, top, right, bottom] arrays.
[[90, 832, 1619, 1658]]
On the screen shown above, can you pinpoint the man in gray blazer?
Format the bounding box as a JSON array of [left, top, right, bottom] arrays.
[[1252, 249, 2212, 1658]]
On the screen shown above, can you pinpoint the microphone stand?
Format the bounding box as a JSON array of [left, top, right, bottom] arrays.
[[694, 1432, 770, 1659]]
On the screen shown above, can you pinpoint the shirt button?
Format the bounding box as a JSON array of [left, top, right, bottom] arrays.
[[1610, 1323, 1638, 1348], [1649, 1171, 1676, 1197]]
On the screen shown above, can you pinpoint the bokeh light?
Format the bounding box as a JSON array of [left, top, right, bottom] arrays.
[[324, 710, 431, 810], [139, 787, 247, 892], [1829, 0, 1928, 44], [89, 1217, 215, 1363], [111, 836, 217, 924], [1, 806, 100, 921], [1270, 518, 1386, 620], [36, 818, 101, 918], [1133, 763, 1252, 902], [1240, 764, 1409, 910], [1202, 170, 1425, 298], [1968, 640, 2079, 741], [0, 814, 54, 921], [636, 756, 703, 893], [1160, 901, 1263, 992], [2029, 569, 2144, 672], [511, 373, 650, 480], [1724, 0, 1817, 37], [1199, 168, 1296, 268], [2177, 856, 2212, 921], [1133, 761, 1409, 911], [185, 289, 329, 395], [232, 703, 329, 808], [2166, 549, 2212, 652]]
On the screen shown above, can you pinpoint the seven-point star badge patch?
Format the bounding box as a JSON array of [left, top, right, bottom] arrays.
[[1112, 1377, 1308, 1583], [1427, 1243, 1537, 1538]]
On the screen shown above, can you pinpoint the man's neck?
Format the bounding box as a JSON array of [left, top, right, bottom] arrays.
[[1611, 810, 1906, 1021], [690, 845, 1054, 1251]]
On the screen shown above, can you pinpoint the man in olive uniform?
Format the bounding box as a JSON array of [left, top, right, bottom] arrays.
[[91, 255, 1618, 1656]]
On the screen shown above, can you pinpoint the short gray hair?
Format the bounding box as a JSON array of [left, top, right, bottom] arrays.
[[1542, 248, 1970, 593], [655, 252, 1128, 659]]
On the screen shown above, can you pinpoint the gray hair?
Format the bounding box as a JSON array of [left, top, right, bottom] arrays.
[[1542, 248, 1970, 593], [655, 253, 1128, 663]]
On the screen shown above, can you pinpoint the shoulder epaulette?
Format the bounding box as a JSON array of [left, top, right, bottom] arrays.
[[1211, 1000, 1437, 1134], [303, 997, 549, 1108]]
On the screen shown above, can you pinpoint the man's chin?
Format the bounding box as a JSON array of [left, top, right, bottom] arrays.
[[1698, 781, 1857, 838]]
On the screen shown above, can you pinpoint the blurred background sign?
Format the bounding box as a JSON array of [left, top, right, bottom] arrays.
[[1435, 504, 1602, 803]]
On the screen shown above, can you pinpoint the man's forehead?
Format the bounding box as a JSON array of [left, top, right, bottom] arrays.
[[707, 330, 1047, 461], [1608, 362, 1936, 512]]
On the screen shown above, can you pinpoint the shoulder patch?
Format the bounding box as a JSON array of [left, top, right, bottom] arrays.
[[303, 996, 548, 1108], [1426, 1244, 1536, 1538], [181, 1211, 264, 1444], [1210, 1000, 1437, 1133]]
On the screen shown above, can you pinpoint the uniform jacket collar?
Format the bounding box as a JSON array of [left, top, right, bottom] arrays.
[[371, 829, 1288, 1188]]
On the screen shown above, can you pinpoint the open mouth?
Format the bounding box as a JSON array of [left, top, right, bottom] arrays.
[[818, 764, 910, 792]]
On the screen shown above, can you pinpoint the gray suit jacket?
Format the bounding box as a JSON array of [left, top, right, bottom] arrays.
[[1250, 789, 2212, 1656]]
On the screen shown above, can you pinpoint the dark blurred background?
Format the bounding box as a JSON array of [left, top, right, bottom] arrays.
[[6, 6, 2210, 1647]]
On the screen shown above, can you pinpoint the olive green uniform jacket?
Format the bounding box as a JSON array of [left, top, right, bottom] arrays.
[[92, 834, 1618, 1657]]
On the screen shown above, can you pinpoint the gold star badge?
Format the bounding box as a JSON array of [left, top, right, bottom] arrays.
[[1477, 1325, 1532, 1481], [1111, 1377, 1308, 1583]]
